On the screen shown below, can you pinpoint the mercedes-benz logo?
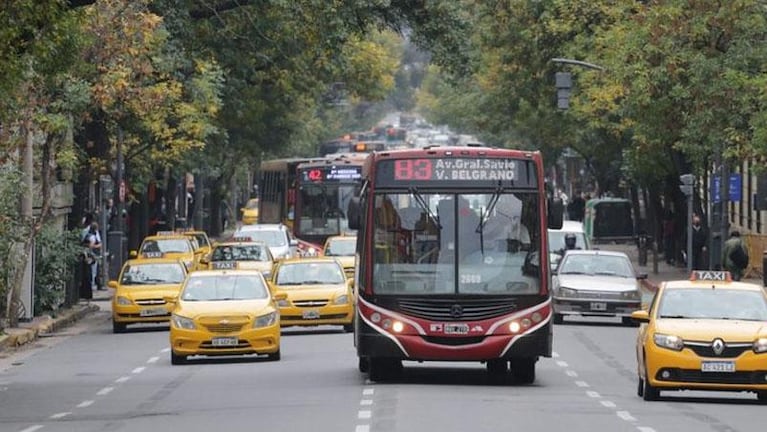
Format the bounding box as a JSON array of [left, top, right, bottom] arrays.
[[712, 338, 726, 356], [450, 304, 463, 319]]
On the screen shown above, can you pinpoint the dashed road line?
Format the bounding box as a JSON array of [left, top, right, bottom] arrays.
[[552, 351, 560, 358], [362, 388, 374, 396], [600, 400, 616, 408], [355, 426, 370, 432], [96, 387, 114, 396], [556, 360, 569, 367], [147, 356, 159, 364], [49, 412, 71, 420], [617, 411, 637, 422], [637, 427, 656, 432], [18, 425, 44, 432], [115, 376, 131, 384], [76, 400, 94, 408], [575, 380, 589, 387], [358, 410, 372, 419], [360, 399, 373, 406], [586, 390, 600, 398], [132, 366, 146, 374], [160, 348, 170, 353], [565, 370, 578, 377]]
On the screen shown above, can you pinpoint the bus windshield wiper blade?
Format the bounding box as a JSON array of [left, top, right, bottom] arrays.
[[476, 185, 503, 234], [409, 187, 441, 229]]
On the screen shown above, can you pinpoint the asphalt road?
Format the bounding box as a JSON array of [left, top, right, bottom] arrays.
[[1, 305, 766, 432]]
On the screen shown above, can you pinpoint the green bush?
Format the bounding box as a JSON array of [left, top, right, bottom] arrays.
[[34, 226, 81, 315]]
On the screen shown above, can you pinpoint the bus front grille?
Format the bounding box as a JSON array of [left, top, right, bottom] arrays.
[[396, 299, 517, 321]]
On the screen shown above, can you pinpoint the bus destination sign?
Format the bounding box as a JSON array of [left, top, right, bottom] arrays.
[[301, 165, 362, 183], [376, 158, 535, 188]]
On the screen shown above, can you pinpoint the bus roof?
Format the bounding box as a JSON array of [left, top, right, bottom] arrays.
[[370, 146, 541, 161]]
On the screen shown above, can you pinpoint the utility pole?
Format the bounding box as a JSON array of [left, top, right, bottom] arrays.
[[108, 128, 125, 280], [680, 174, 694, 273]]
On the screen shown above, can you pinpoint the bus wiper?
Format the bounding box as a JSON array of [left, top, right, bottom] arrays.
[[475, 185, 503, 255], [409, 187, 441, 229]]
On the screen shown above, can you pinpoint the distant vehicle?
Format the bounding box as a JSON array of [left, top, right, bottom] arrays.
[[131, 231, 202, 271], [552, 250, 645, 325], [322, 235, 357, 279], [584, 198, 635, 244], [234, 223, 298, 261], [632, 270, 767, 403], [240, 198, 259, 225], [180, 230, 212, 257], [548, 220, 591, 269], [198, 238, 275, 279], [169, 270, 283, 364]]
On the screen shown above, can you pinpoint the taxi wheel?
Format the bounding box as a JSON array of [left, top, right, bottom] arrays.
[[267, 349, 281, 361], [112, 321, 127, 334], [343, 323, 354, 333], [642, 377, 659, 401], [553, 313, 564, 325], [510, 358, 536, 384], [636, 377, 643, 397], [622, 316, 639, 327], [757, 391, 767, 404], [170, 351, 188, 365]]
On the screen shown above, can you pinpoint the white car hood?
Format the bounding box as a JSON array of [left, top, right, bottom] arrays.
[[557, 274, 638, 292]]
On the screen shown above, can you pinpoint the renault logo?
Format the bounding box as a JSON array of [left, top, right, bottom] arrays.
[[712, 338, 726, 355], [450, 304, 463, 319], [219, 319, 230, 325]]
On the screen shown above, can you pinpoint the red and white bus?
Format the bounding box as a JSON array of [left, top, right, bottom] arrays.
[[349, 146, 563, 382]]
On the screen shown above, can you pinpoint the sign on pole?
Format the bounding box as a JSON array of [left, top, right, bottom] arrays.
[[711, 174, 741, 203]]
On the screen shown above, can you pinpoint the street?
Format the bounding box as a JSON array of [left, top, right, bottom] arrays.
[[2, 303, 766, 432]]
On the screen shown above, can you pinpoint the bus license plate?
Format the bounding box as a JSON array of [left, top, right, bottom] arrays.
[[444, 323, 470, 335], [212, 337, 238, 347], [139, 308, 166, 317], [302, 310, 321, 319], [590, 302, 607, 311], [701, 361, 735, 373]]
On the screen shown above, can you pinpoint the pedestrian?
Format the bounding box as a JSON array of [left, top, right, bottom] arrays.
[[722, 231, 749, 281], [691, 214, 708, 270], [568, 192, 586, 222], [83, 221, 103, 290], [662, 210, 675, 265]]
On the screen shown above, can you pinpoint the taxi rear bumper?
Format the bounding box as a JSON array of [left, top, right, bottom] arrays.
[[279, 304, 353, 326], [113, 304, 173, 324]]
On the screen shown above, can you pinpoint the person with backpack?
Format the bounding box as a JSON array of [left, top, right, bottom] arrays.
[[722, 231, 749, 281]]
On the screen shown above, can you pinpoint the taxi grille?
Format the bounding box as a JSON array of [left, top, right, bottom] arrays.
[[281, 313, 348, 320], [397, 299, 517, 321], [200, 340, 251, 349], [203, 323, 245, 333], [684, 342, 752, 358], [293, 300, 329, 308], [135, 299, 166, 305], [657, 368, 767, 385], [422, 336, 485, 346]]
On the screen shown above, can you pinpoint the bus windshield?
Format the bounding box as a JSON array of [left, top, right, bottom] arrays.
[[297, 183, 355, 237], [371, 191, 541, 295]]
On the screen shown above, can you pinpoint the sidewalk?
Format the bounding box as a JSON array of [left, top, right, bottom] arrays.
[[596, 242, 763, 292], [0, 289, 110, 353]]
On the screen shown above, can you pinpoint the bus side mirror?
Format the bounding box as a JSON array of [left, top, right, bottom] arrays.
[[347, 197, 361, 230], [548, 198, 564, 229]]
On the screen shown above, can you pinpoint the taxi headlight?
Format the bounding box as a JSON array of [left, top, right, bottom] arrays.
[[334, 295, 349, 305], [116, 296, 132, 305], [558, 287, 577, 298], [653, 333, 684, 351], [754, 338, 767, 353], [172, 314, 196, 330], [622, 290, 641, 300], [254, 311, 278, 328], [276, 299, 290, 307]]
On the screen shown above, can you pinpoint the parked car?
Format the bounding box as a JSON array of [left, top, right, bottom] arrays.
[[552, 250, 646, 325]]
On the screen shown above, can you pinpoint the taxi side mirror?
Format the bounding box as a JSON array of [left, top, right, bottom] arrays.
[[636, 273, 648, 280], [108, 280, 118, 289], [129, 250, 138, 258], [273, 292, 288, 302], [631, 310, 650, 323]]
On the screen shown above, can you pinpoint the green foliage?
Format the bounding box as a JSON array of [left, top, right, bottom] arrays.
[[0, 161, 30, 323], [33, 227, 81, 315]]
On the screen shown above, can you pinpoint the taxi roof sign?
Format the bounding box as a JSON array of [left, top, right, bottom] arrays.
[[142, 252, 165, 258], [690, 270, 731, 282], [156, 231, 176, 236], [231, 236, 252, 242]]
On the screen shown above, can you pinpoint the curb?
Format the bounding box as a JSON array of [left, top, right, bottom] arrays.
[[0, 303, 100, 352]]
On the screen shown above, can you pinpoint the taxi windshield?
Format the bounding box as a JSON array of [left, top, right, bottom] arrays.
[[142, 238, 192, 254], [191, 234, 209, 248], [211, 244, 270, 262], [324, 238, 356, 256], [657, 288, 767, 321], [121, 263, 185, 285], [276, 262, 345, 286], [181, 275, 268, 301]]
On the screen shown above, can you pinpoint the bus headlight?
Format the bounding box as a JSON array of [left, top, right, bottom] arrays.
[[392, 321, 404, 333], [509, 321, 521, 333]]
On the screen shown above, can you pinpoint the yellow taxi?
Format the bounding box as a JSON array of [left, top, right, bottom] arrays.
[[131, 231, 202, 271], [322, 235, 356, 279], [182, 230, 212, 257], [632, 270, 767, 403], [240, 198, 259, 225], [169, 269, 284, 364], [269, 257, 354, 332], [198, 238, 275, 277], [108, 257, 187, 333]]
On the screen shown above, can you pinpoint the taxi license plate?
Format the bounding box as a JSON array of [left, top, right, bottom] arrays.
[[302, 310, 321, 319], [590, 302, 607, 311], [444, 323, 470, 335], [211, 337, 239, 347], [701, 361, 735, 373], [139, 308, 167, 317]]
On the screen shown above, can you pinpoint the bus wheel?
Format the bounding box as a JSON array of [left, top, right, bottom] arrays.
[[369, 358, 401, 382], [358, 357, 369, 373], [510, 358, 536, 384], [487, 359, 509, 379]]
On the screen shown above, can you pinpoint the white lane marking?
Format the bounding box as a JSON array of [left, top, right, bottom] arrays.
[[637, 428, 656, 432], [115, 376, 131, 384], [600, 400, 616, 408], [575, 381, 589, 387], [358, 410, 372, 419], [97, 387, 114, 396], [160, 348, 170, 353], [49, 412, 71, 420], [132, 367, 146, 374], [552, 352, 560, 358], [19, 425, 45, 432], [76, 400, 94, 408], [556, 360, 569, 367], [355, 426, 370, 432], [565, 370, 578, 377], [586, 390, 600, 398], [147, 356, 159, 364], [364, 379, 373, 385], [362, 388, 374, 396], [360, 399, 373, 406], [617, 411, 637, 422]]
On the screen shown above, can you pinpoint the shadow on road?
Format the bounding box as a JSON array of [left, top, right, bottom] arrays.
[[370, 364, 544, 387], [656, 393, 763, 406]]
